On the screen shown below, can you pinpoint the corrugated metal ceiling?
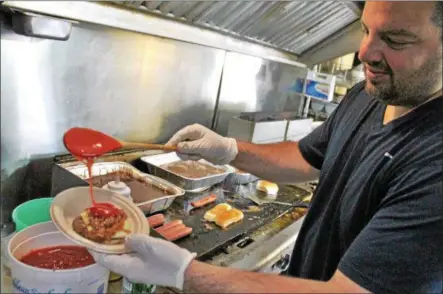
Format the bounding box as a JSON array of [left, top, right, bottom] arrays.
[[112, 1, 360, 55]]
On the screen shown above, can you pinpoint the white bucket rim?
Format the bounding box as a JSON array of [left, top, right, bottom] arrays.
[[8, 222, 98, 273]]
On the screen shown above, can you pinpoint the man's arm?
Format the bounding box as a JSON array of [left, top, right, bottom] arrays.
[[232, 141, 319, 183], [166, 124, 320, 183], [184, 260, 369, 293]]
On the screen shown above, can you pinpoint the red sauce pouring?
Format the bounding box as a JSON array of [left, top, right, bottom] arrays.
[[20, 245, 94, 270], [63, 127, 122, 159], [63, 127, 123, 217]]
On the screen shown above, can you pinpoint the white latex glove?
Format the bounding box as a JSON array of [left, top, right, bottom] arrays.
[[166, 124, 238, 165], [90, 234, 196, 290]]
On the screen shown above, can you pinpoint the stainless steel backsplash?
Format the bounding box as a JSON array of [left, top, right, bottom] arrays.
[[0, 21, 306, 226], [1, 22, 225, 174], [214, 52, 307, 135]]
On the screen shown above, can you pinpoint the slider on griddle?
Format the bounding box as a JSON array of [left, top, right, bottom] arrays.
[[204, 203, 232, 222], [256, 180, 279, 197], [215, 208, 244, 229], [204, 203, 244, 229]]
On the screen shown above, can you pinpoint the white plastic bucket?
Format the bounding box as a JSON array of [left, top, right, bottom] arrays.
[[7, 221, 110, 294]]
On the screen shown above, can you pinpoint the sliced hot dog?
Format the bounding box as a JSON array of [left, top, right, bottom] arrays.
[[162, 227, 193, 241], [155, 220, 183, 234], [191, 194, 217, 208], [158, 224, 186, 236], [147, 214, 165, 228]]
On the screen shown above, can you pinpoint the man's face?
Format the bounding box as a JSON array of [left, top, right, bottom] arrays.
[[359, 2, 442, 107]]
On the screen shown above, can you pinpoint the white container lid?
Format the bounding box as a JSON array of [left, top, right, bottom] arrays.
[[102, 180, 132, 200]]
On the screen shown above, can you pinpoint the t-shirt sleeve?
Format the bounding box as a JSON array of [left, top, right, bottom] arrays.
[[338, 165, 443, 294], [298, 113, 334, 170]]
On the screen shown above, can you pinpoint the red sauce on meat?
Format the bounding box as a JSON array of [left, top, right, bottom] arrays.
[[88, 202, 121, 217], [63, 127, 123, 217], [20, 245, 94, 270]]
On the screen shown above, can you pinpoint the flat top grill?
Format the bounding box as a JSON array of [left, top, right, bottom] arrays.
[[151, 181, 311, 261], [53, 151, 313, 263]]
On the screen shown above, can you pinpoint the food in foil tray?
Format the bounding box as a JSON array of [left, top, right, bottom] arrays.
[[89, 169, 173, 203], [72, 205, 130, 244], [160, 160, 225, 179]]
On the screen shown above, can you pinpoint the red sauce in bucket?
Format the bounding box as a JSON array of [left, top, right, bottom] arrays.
[[20, 245, 95, 270]]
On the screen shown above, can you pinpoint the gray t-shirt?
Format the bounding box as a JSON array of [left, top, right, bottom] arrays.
[[288, 82, 443, 294]]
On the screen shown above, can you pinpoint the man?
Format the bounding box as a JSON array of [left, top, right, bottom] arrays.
[[93, 2, 442, 293]]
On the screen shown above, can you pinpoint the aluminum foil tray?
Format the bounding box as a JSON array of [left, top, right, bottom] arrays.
[[225, 170, 259, 185], [140, 152, 235, 191], [60, 161, 185, 214]]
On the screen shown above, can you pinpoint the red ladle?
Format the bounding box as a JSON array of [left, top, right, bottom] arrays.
[[63, 127, 176, 159], [63, 127, 176, 217]]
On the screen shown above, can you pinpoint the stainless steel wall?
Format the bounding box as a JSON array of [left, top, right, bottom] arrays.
[[1, 22, 225, 174], [0, 16, 308, 229], [214, 52, 308, 135]]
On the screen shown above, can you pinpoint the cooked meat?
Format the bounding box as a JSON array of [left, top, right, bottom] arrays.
[[191, 194, 217, 208], [125, 180, 168, 203], [90, 170, 172, 203], [72, 209, 128, 244], [147, 213, 165, 228], [155, 220, 183, 234], [160, 161, 225, 179], [161, 226, 192, 242]]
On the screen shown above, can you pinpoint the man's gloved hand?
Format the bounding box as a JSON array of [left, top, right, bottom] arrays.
[[166, 124, 238, 165], [90, 234, 196, 290]]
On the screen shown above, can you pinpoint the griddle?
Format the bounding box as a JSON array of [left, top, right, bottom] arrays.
[[149, 182, 311, 261], [51, 154, 312, 261]]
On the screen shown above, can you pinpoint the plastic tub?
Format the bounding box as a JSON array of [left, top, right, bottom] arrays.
[[12, 198, 53, 232], [310, 100, 325, 112], [7, 221, 110, 294], [324, 102, 338, 115]]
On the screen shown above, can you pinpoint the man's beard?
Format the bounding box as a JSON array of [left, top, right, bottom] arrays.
[[364, 56, 442, 107]]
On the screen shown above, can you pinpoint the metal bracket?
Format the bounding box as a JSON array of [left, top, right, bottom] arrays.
[[10, 11, 72, 40]]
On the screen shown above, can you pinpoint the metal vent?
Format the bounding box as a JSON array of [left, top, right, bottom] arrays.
[[113, 1, 359, 55]]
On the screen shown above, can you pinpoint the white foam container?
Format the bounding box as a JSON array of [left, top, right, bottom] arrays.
[[227, 116, 287, 143], [285, 118, 312, 140], [7, 221, 110, 294]]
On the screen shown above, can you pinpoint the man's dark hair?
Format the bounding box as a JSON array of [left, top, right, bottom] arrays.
[[431, 1, 442, 39]]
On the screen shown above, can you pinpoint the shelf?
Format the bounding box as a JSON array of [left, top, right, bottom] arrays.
[[335, 80, 355, 89]]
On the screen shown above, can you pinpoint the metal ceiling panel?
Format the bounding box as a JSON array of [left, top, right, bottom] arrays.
[[113, 1, 360, 55]]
